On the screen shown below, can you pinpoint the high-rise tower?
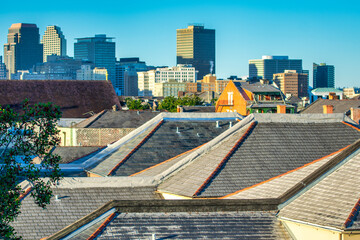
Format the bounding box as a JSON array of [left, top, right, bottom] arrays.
[[41, 25, 66, 62], [176, 25, 215, 80], [313, 63, 335, 88], [249, 56, 302, 80], [3, 23, 43, 75], [74, 34, 115, 84]]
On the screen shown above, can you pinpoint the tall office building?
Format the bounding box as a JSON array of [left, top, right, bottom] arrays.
[[74, 34, 115, 85], [3, 23, 43, 75], [313, 63, 335, 88], [115, 58, 149, 96], [249, 56, 302, 80], [41, 25, 66, 62], [176, 24, 215, 80], [273, 70, 309, 98], [0, 56, 7, 79]]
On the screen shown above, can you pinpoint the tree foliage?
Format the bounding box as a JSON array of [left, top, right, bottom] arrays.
[[0, 99, 62, 239], [158, 95, 204, 112], [125, 98, 150, 110]]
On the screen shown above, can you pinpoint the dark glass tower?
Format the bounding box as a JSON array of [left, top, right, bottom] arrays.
[[176, 25, 215, 80], [74, 34, 115, 83], [3, 23, 43, 75], [313, 63, 335, 88]]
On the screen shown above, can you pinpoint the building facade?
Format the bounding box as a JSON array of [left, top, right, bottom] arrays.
[[0, 56, 7, 79], [137, 65, 197, 96], [74, 34, 115, 84], [176, 25, 215, 80], [41, 25, 66, 62], [76, 65, 107, 80], [249, 55, 302, 80], [115, 58, 148, 96], [313, 63, 335, 88], [34, 55, 92, 80], [3, 23, 43, 75], [273, 70, 309, 98]]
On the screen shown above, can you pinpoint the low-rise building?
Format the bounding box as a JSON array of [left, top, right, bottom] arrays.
[[215, 80, 294, 115]]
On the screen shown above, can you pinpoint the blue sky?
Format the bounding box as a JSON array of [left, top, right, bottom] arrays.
[[1, 0, 359, 87]]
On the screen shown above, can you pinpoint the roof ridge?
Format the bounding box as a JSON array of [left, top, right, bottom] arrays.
[[107, 120, 164, 176], [193, 121, 258, 196], [130, 143, 206, 177], [344, 199, 360, 228], [342, 121, 360, 131], [220, 146, 346, 199], [87, 212, 117, 240]]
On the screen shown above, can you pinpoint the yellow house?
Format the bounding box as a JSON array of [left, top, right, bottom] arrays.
[[215, 80, 294, 115]]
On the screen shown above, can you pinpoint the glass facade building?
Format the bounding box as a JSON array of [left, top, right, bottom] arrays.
[[3, 23, 43, 75], [313, 63, 335, 88], [176, 25, 215, 80], [74, 34, 115, 84], [249, 56, 302, 80]]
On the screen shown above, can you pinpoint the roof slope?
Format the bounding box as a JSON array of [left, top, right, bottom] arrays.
[[0, 80, 120, 118], [301, 98, 360, 114], [234, 81, 281, 93], [226, 152, 341, 199], [96, 211, 291, 240], [12, 183, 160, 239], [158, 114, 360, 198], [112, 121, 232, 176], [54, 146, 105, 164], [76, 110, 161, 128], [279, 144, 360, 230]]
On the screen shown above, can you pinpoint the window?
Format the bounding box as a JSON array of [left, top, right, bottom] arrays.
[[228, 92, 233, 105]]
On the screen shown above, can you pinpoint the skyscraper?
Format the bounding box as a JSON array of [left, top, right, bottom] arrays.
[[41, 25, 66, 62], [3, 23, 43, 75], [74, 34, 115, 84], [176, 24, 215, 80], [313, 63, 335, 88], [249, 56, 302, 80], [273, 70, 309, 98]]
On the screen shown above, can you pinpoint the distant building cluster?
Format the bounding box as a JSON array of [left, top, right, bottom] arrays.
[[1, 22, 357, 107]]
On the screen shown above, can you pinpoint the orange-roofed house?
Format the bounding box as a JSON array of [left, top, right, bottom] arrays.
[[215, 80, 295, 115]]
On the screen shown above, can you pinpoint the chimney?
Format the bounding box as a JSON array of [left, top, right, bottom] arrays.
[[329, 92, 337, 100], [177, 105, 183, 112], [323, 105, 333, 114], [350, 107, 360, 125], [277, 105, 286, 114]]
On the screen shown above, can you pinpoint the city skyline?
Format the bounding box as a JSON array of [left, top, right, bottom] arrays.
[[0, 0, 359, 87]]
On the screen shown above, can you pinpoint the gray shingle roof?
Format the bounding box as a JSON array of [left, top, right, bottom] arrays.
[[54, 146, 105, 164], [279, 147, 360, 230], [226, 152, 340, 199], [112, 121, 232, 177], [301, 98, 360, 114], [234, 81, 281, 93], [77, 110, 161, 128], [158, 115, 360, 198], [12, 186, 160, 239], [96, 211, 291, 240]]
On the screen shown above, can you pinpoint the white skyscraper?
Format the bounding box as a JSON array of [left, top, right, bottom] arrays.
[[41, 25, 66, 62]]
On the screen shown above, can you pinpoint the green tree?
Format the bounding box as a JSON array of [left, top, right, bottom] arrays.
[[158, 95, 204, 112], [0, 99, 62, 239], [126, 99, 150, 110]]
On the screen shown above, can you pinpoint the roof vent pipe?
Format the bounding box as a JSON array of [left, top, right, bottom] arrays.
[[197, 133, 200, 137], [55, 195, 60, 201], [229, 122, 233, 128], [152, 233, 156, 240], [176, 127, 180, 134], [216, 121, 221, 128]]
